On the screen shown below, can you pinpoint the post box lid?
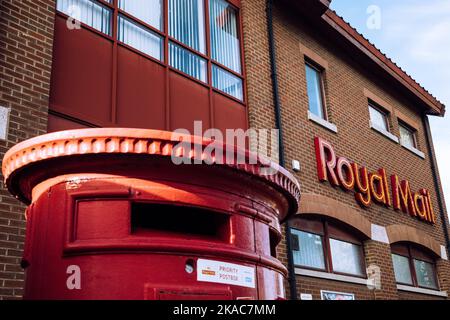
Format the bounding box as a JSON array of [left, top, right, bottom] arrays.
[[2, 128, 300, 221]]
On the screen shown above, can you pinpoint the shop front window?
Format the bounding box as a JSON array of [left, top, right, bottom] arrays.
[[391, 243, 439, 290], [291, 229, 326, 270], [290, 217, 366, 278], [329, 238, 364, 276], [392, 253, 413, 285]]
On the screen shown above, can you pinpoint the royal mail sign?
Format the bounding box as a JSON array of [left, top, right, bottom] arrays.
[[315, 137, 435, 224]]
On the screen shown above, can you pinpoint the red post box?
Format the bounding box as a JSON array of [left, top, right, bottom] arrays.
[[2, 129, 300, 300]]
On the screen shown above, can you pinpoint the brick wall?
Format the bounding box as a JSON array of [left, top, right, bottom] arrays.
[[242, 0, 450, 299], [0, 0, 56, 299]]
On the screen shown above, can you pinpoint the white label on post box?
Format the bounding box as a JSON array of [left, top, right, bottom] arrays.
[[197, 259, 256, 288]]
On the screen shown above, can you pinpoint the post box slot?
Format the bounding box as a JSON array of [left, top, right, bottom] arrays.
[[131, 203, 230, 242]]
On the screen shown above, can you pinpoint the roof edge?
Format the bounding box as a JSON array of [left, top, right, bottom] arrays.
[[323, 10, 445, 117]]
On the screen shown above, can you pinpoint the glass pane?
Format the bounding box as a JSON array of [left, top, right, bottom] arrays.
[[369, 105, 388, 131], [118, 15, 163, 61], [169, 0, 206, 54], [305, 64, 324, 119], [118, 0, 163, 31], [330, 238, 364, 276], [414, 259, 438, 289], [212, 65, 243, 100], [392, 254, 413, 285], [57, 0, 112, 35], [169, 42, 207, 83], [209, 0, 241, 73], [400, 125, 415, 148], [291, 229, 326, 270]]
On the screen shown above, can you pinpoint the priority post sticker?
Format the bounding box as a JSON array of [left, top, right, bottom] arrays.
[[197, 259, 256, 288]]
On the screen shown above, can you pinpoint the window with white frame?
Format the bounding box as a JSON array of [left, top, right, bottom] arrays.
[[305, 62, 326, 120], [369, 103, 390, 132], [399, 122, 417, 149]]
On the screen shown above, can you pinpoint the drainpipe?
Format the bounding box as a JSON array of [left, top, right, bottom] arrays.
[[422, 115, 450, 258], [266, 0, 298, 300]]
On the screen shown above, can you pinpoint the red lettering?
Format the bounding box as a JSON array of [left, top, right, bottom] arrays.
[[314, 137, 339, 186], [370, 173, 386, 204], [391, 175, 416, 217], [352, 163, 371, 207], [336, 157, 355, 191]]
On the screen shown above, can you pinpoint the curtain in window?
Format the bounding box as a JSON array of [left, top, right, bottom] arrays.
[[392, 254, 413, 285], [209, 0, 241, 73], [169, 0, 206, 53], [212, 65, 243, 100], [118, 16, 163, 61], [57, 0, 112, 35], [413, 259, 438, 289], [118, 0, 162, 31], [169, 42, 207, 82], [329, 238, 364, 276], [291, 229, 326, 270], [168, 0, 206, 81], [399, 125, 415, 148]]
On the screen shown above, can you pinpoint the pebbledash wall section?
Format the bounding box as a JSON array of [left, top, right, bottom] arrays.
[[241, 0, 450, 300], [0, 0, 56, 299]]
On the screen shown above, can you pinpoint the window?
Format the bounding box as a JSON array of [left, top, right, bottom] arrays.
[[369, 104, 389, 132], [210, 0, 243, 100], [305, 62, 326, 119], [118, 15, 163, 61], [290, 217, 366, 277], [56, 0, 244, 101], [57, 0, 112, 35], [391, 243, 439, 290], [119, 0, 162, 30], [392, 254, 413, 285], [399, 122, 417, 149], [291, 229, 326, 270]]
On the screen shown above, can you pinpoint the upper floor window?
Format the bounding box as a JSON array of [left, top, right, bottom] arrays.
[[391, 243, 439, 290], [305, 62, 326, 120], [290, 217, 366, 277], [57, 0, 112, 35], [369, 103, 389, 132], [56, 0, 244, 101], [399, 122, 417, 149]]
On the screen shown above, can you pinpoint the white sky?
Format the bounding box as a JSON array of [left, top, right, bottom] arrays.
[[330, 0, 450, 220]]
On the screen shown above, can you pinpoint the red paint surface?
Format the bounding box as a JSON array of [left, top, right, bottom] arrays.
[[49, 14, 248, 133], [3, 129, 299, 300]]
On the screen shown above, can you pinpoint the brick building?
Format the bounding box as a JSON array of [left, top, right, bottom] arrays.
[[0, 0, 449, 299]]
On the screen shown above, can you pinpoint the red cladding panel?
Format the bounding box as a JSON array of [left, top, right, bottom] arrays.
[[169, 72, 210, 132], [47, 114, 88, 132], [116, 47, 166, 130], [213, 93, 248, 136], [50, 16, 112, 124]]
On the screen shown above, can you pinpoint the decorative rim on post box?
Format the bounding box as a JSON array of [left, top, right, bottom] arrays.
[[2, 128, 300, 221]]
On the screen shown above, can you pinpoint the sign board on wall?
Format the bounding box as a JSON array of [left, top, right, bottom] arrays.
[[314, 137, 436, 224], [197, 259, 256, 288], [321, 290, 355, 300]]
